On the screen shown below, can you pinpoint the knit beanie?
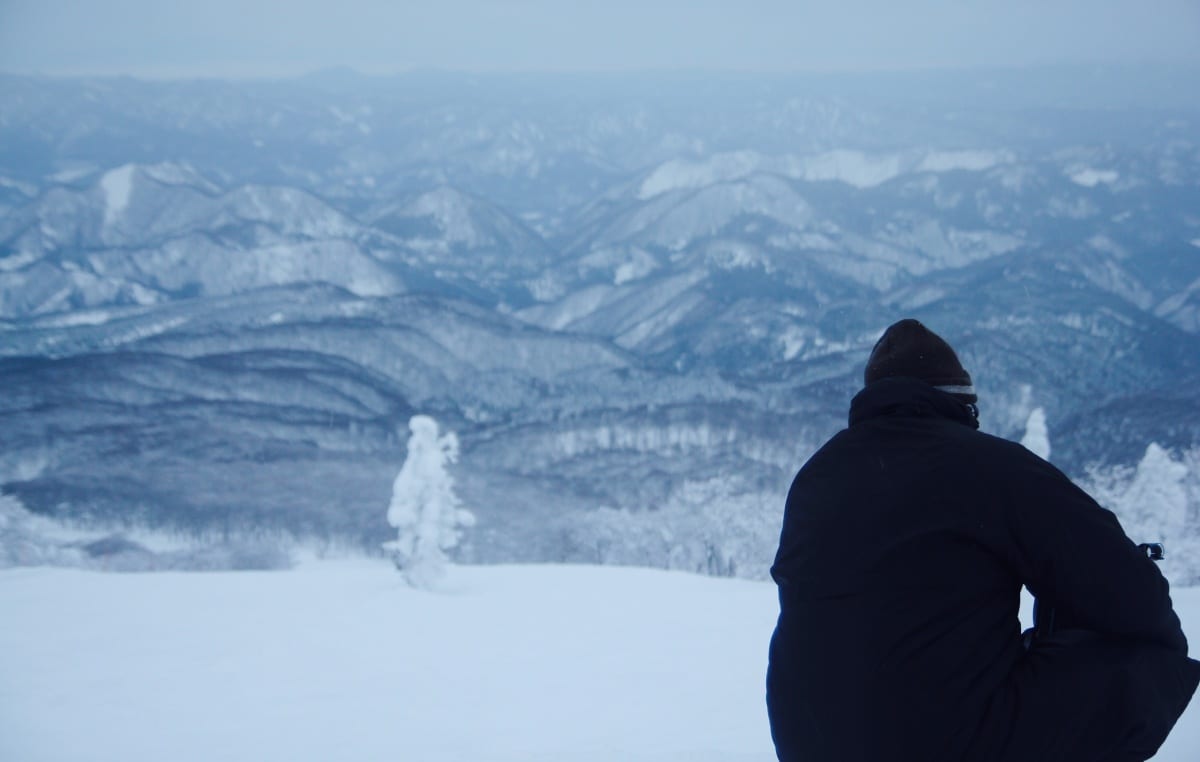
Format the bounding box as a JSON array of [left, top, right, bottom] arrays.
[[864, 319, 977, 403]]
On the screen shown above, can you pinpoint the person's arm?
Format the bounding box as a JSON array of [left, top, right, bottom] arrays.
[[996, 443, 1187, 653]]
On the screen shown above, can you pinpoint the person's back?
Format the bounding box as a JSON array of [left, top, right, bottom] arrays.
[[770, 379, 1025, 760], [767, 320, 1200, 762]]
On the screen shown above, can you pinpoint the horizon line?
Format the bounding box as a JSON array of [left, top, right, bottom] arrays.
[[4, 59, 1200, 84]]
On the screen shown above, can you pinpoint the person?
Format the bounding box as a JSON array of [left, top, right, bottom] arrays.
[[766, 318, 1200, 762]]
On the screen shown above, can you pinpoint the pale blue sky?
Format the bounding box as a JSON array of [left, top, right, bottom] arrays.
[[1, 0, 1198, 78]]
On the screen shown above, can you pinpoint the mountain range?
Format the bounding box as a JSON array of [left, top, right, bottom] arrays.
[[1, 67, 1198, 572]]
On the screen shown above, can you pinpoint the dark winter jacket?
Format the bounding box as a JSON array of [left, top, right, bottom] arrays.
[[767, 377, 1200, 762]]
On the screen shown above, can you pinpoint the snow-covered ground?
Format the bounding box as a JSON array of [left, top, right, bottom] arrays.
[[1, 561, 1197, 761]]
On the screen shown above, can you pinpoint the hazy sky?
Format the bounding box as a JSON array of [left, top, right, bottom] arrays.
[[1, 0, 1198, 78]]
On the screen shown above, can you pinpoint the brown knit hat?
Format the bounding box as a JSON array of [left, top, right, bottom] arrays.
[[864, 319, 976, 402]]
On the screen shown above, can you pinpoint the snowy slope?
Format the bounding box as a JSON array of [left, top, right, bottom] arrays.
[[366, 185, 557, 302], [0, 164, 408, 316], [0, 562, 778, 762], [1, 561, 1197, 761]]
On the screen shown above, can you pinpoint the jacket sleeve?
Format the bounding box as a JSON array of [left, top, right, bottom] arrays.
[[995, 443, 1189, 653]]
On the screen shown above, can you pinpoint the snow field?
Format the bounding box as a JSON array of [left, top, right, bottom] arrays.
[[1, 561, 778, 762], [1, 562, 1197, 761]]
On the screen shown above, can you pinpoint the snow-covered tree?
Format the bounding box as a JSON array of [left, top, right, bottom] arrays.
[[1020, 407, 1051, 461], [383, 415, 475, 588], [1120, 443, 1189, 546], [566, 478, 781, 579], [1081, 442, 1198, 585]]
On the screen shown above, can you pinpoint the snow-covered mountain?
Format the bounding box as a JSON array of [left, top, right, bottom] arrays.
[[365, 185, 559, 305], [1, 68, 1199, 578], [0, 162, 417, 315]]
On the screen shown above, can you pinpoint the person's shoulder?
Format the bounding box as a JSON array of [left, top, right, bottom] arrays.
[[965, 427, 1028, 453], [791, 427, 853, 474], [959, 426, 1077, 488], [950, 425, 1029, 460]]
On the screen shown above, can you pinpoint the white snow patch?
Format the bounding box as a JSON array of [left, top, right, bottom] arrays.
[[613, 261, 641, 285], [768, 231, 838, 251], [1156, 276, 1200, 332], [526, 272, 567, 302], [516, 283, 615, 331], [636, 148, 1008, 200], [35, 309, 113, 328], [617, 287, 707, 349], [992, 164, 1036, 192], [637, 151, 761, 199], [791, 149, 904, 188], [100, 164, 137, 228], [614, 251, 658, 285], [0, 250, 40, 272], [141, 162, 216, 192], [917, 150, 1010, 173], [407, 187, 487, 246], [48, 165, 96, 184], [1088, 234, 1127, 257], [707, 243, 767, 271], [1048, 195, 1099, 219], [578, 247, 660, 286], [102, 316, 190, 348], [0, 176, 37, 196], [1020, 407, 1051, 461], [946, 230, 1023, 262], [1068, 167, 1120, 188], [887, 284, 948, 311], [779, 326, 809, 361], [796, 331, 878, 361]]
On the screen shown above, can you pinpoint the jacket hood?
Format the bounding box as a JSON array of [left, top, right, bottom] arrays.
[[849, 376, 980, 430]]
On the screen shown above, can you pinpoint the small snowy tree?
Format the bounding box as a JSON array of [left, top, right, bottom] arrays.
[[383, 415, 475, 588], [1119, 443, 1188, 546], [1081, 442, 1198, 585]]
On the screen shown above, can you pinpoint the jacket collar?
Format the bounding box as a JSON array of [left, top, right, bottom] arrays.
[[849, 377, 980, 430]]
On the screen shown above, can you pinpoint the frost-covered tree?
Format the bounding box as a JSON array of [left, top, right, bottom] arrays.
[[0, 493, 83, 568], [1081, 442, 1197, 585], [383, 415, 475, 588], [1020, 407, 1051, 461], [566, 478, 781, 579], [1120, 443, 1189, 546]]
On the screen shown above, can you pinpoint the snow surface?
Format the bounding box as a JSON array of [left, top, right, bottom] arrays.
[[5, 561, 1193, 761], [1069, 167, 1121, 188], [636, 149, 1010, 199], [48, 166, 97, 184], [916, 150, 1011, 173], [100, 164, 136, 228], [408, 187, 489, 247], [791, 149, 904, 188], [637, 152, 760, 200], [0, 562, 776, 761], [0, 250, 39, 272]]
